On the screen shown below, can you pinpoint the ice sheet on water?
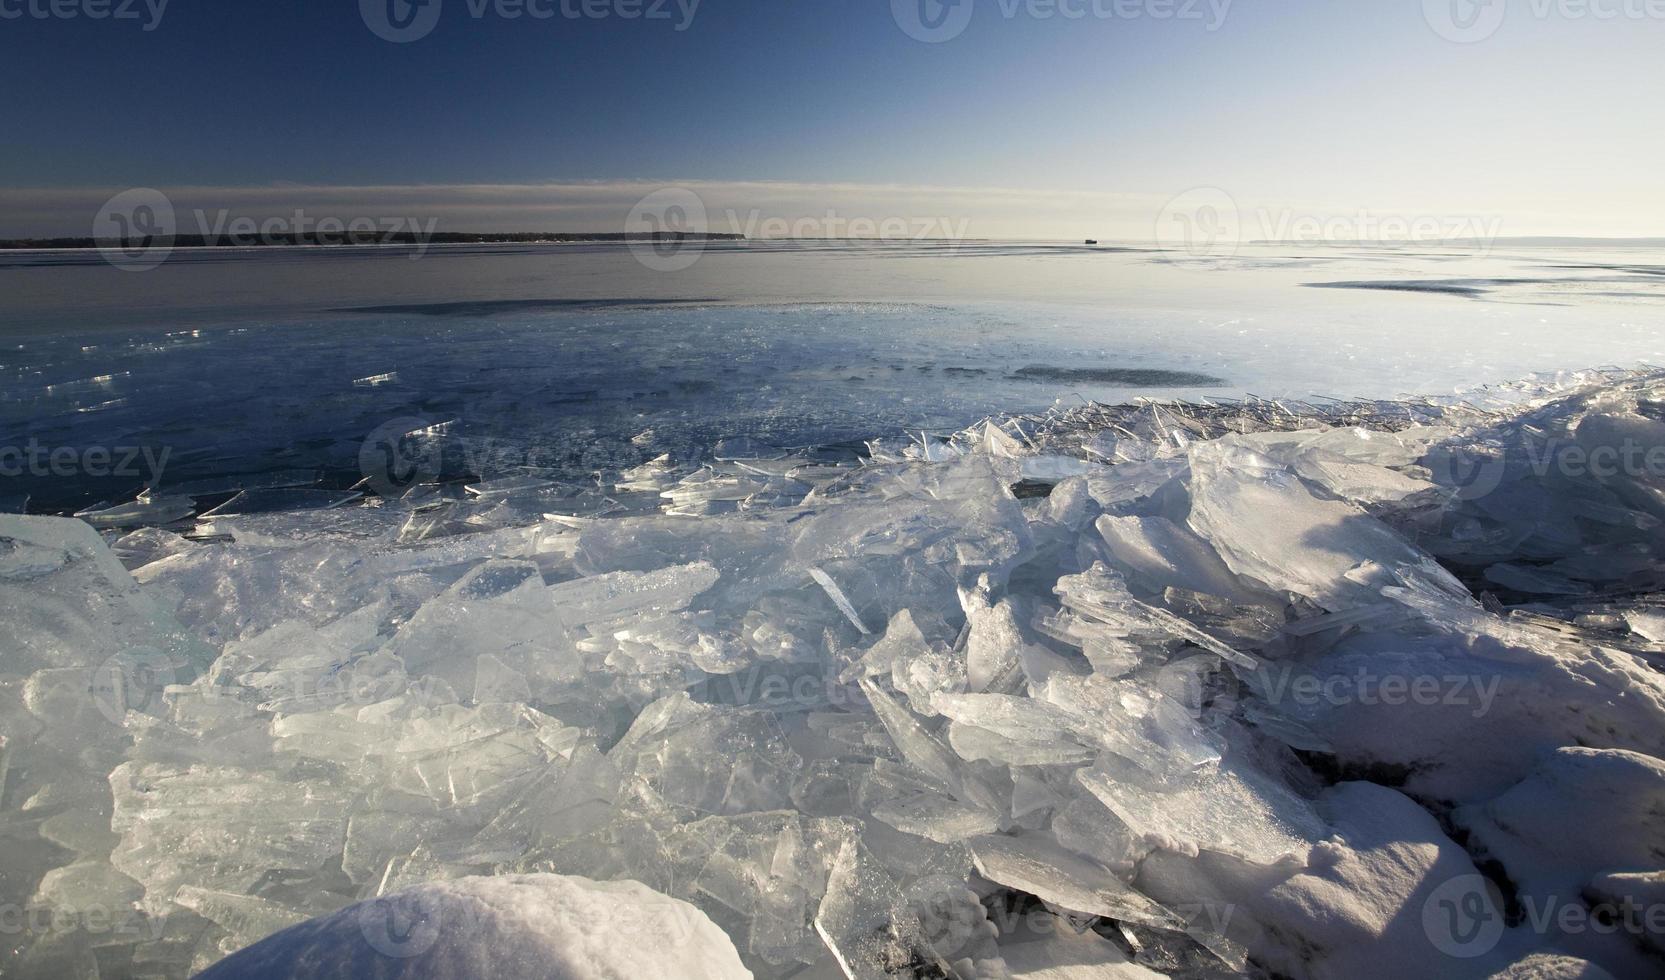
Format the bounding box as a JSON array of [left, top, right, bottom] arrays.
[[13, 368, 1665, 979], [464, 473, 562, 498], [159, 468, 319, 498], [75, 494, 196, 529], [201, 488, 362, 516]]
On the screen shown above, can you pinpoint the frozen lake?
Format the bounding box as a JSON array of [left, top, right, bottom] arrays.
[[3, 240, 1663, 511]]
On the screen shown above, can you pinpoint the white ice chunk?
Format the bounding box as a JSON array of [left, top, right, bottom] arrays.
[[381, 559, 581, 699], [811, 567, 873, 635], [872, 792, 1001, 843], [1095, 515, 1260, 604], [1054, 563, 1256, 668], [968, 833, 1184, 930], [961, 578, 1027, 692], [547, 560, 720, 629], [1076, 756, 1323, 866], [1186, 438, 1438, 610], [814, 838, 955, 980]]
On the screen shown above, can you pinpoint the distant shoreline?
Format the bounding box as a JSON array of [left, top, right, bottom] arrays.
[[0, 232, 748, 250], [2, 234, 1657, 252]]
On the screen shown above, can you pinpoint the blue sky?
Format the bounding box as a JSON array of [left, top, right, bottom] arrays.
[[3, 0, 1661, 238]]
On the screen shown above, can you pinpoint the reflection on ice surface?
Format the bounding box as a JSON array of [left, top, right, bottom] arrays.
[[6, 365, 1665, 978], [6, 239, 1664, 517]]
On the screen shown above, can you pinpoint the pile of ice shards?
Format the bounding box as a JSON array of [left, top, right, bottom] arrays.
[[5, 367, 1665, 979]]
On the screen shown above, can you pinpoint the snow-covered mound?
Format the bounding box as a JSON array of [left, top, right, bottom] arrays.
[[192, 874, 750, 979], [3, 368, 1665, 979]]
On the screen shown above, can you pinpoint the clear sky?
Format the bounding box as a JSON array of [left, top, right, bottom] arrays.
[[2, 0, 1661, 239]]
